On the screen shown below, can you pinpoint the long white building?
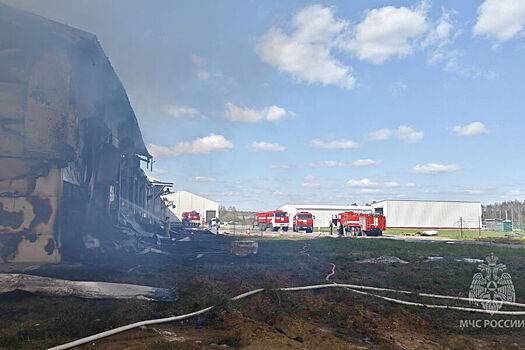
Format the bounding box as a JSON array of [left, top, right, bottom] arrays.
[[279, 200, 482, 229], [162, 190, 219, 223], [278, 204, 373, 228], [372, 200, 482, 229]]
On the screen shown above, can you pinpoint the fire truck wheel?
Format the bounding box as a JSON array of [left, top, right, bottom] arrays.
[[283, 227, 288, 232]]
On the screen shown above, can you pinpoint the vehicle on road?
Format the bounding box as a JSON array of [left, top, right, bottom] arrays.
[[293, 211, 314, 233], [182, 211, 201, 227], [255, 210, 289, 231], [338, 211, 386, 236]]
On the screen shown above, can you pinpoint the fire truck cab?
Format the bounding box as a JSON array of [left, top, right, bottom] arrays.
[[338, 211, 386, 236], [293, 211, 314, 233], [181, 211, 201, 227], [255, 210, 289, 231]]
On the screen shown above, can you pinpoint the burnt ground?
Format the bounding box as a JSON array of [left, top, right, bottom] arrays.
[[0, 234, 524, 350]]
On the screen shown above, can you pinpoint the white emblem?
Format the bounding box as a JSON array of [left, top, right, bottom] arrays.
[[469, 253, 515, 314]]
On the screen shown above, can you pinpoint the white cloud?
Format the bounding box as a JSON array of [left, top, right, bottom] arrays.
[[225, 103, 261, 123], [163, 104, 201, 118], [368, 125, 424, 143], [396, 125, 425, 142], [309, 159, 377, 168], [311, 139, 360, 149], [452, 121, 489, 136], [265, 105, 287, 121], [271, 164, 290, 170], [250, 141, 286, 152], [343, 4, 429, 64], [352, 159, 378, 167], [360, 188, 382, 194], [508, 189, 525, 197], [191, 54, 206, 66], [197, 70, 210, 80], [474, 0, 525, 41], [191, 176, 216, 182], [391, 81, 407, 97], [424, 11, 500, 79], [346, 178, 399, 188], [423, 10, 454, 48], [423, 9, 464, 73], [367, 128, 393, 141], [256, 5, 356, 89], [302, 175, 320, 188], [427, 48, 461, 72], [462, 188, 485, 195], [148, 134, 233, 157], [225, 103, 288, 122], [413, 163, 459, 175]]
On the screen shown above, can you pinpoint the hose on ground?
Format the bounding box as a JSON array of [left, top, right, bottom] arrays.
[[47, 282, 525, 350]]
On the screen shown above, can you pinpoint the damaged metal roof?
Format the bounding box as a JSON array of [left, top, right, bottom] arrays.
[[0, 2, 151, 159]]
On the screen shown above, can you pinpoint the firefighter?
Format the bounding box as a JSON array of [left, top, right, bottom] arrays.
[[163, 216, 171, 238], [330, 215, 338, 236], [338, 221, 345, 237], [209, 217, 220, 234]]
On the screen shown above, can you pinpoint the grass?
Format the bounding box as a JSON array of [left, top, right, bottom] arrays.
[[2, 236, 524, 349], [249, 228, 525, 242], [247, 226, 524, 241], [382, 228, 520, 240]]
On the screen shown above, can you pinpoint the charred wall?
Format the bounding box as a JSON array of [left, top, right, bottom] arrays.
[[0, 4, 155, 263]]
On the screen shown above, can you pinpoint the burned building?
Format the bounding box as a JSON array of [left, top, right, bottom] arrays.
[[0, 4, 168, 263]]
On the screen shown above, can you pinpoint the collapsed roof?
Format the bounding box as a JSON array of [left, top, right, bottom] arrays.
[[0, 3, 150, 160]]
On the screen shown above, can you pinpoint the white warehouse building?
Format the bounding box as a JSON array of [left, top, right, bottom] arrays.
[[162, 190, 219, 223], [372, 200, 482, 229], [278, 204, 373, 228], [279, 200, 482, 230]]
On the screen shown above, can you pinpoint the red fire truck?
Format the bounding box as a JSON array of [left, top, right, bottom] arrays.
[[293, 211, 314, 233], [182, 211, 201, 227], [338, 211, 386, 236], [255, 210, 289, 231]]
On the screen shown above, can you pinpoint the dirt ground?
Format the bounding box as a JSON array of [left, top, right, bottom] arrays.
[[1, 234, 524, 350]]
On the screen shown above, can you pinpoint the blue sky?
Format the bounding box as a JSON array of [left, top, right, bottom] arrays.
[[5, 0, 525, 210]]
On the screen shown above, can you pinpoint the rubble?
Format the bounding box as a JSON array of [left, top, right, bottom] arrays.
[[419, 230, 438, 236], [356, 256, 409, 264], [231, 240, 258, 257], [0, 273, 174, 301], [423, 256, 484, 263]]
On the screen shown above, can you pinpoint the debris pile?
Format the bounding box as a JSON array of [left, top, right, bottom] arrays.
[[231, 241, 258, 257], [0, 273, 174, 301], [356, 256, 409, 264]]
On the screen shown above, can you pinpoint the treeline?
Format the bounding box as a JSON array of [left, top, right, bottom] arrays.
[[483, 201, 525, 230], [218, 205, 255, 225]]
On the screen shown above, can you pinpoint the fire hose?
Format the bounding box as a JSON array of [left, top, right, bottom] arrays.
[[47, 279, 525, 350]]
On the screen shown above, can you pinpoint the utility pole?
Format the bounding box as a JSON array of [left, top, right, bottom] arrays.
[[478, 216, 481, 239], [460, 217, 463, 239]]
